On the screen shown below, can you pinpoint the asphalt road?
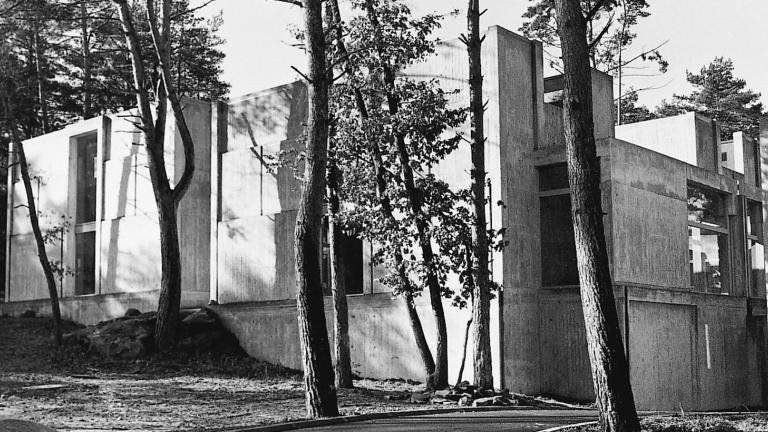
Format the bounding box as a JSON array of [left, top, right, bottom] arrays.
[[297, 409, 598, 432]]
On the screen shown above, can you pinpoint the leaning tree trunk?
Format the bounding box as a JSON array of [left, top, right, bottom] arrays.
[[363, 0, 449, 389], [12, 128, 62, 344], [326, 0, 435, 387], [554, 1, 640, 431], [294, 0, 339, 418], [465, 0, 493, 390]]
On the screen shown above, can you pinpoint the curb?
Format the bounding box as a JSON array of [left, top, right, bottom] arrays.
[[537, 420, 598, 432], [533, 410, 768, 432], [218, 405, 546, 432]]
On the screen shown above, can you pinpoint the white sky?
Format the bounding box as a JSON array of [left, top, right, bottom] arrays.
[[199, 0, 767, 110]]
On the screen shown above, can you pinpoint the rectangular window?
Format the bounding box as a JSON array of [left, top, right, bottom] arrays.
[[321, 222, 364, 296], [538, 163, 570, 192], [75, 231, 96, 295], [74, 133, 98, 296], [539, 163, 578, 286], [747, 201, 764, 298], [76, 134, 98, 223], [687, 183, 730, 294], [540, 194, 579, 286]]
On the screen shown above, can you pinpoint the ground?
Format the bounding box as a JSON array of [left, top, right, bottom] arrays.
[[0, 316, 492, 432]]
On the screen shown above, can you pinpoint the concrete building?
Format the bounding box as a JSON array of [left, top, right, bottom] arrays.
[[2, 27, 767, 411]]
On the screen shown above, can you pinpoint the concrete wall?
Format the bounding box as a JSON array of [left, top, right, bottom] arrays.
[[212, 294, 474, 382], [527, 135, 768, 410], [616, 112, 723, 172], [214, 83, 306, 304], [4, 100, 211, 319]]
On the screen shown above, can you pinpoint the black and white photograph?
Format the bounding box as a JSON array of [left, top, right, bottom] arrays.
[[0, 0, 766, 431]]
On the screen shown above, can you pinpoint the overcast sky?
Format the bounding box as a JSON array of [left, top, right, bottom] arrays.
[[200, 0, 767, 110]]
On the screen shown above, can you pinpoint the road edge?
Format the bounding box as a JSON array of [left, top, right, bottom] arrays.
[[220, 405, 548, 432]]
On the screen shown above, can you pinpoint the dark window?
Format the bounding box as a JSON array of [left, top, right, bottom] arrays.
[[74, 133, 98, 296], [321, 223, 364, 296], [747, 200, 764, 298], [75, 231, 96, 295], [540, 194, 579, 286], [76, 134, 98, 223], [721, 152, 728, 162], [687, 183, 729, 294], [538, 163, 569, 192]]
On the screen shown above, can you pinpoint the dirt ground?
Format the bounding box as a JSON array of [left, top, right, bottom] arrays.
[[0, 316, 443, 432]]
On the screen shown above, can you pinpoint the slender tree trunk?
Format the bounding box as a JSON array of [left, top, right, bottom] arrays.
[[324, 0, 353, 390], [154, 199, 181, 349], [465, 0, 493, 390], [363, 0, 449, 389], [294, 0, 338, 418], [554, 1, 640, 431], [115, 0, 196, 351], [455, 317, 473, 387], [80, 1, 93, 119], [326, 0, 435, 387], [327, 141, 353, 389], [32, 28, 50, 133], [3, 104, 62, 344]]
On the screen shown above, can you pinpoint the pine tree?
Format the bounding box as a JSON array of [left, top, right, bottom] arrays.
[[667, 58, 764, 141], [553, 0, 640, 430]]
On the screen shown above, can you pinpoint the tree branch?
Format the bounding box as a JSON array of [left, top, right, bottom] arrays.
[[584, 0, 610, 23]]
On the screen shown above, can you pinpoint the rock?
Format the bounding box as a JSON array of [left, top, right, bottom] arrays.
[[472, 395, 518, 407], [458, 395, 472, 406], [123, 308, 141, 317], [22, 384, 67, 391], [0, 419, 57, 432], [410, 392, 431, 403], [65, 318, 153, 359], [63, 308, 243, 359], [433, 389, 451, 398], [430, 396, 450, 404], [20, 310, 36, 318], [444, 392, 463, 401], [181, 308, 218, 331]]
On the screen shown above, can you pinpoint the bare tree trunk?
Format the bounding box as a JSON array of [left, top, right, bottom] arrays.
[[465, 0, 493, 390], [32, 27, 49, 133], [455, 317, 473, 387], [2, 96, 61, 344], [154, 199, 181, 349], [326, 0, 435, 387], [363, 0, 449, 389], [294, 0, 338, 418], [327, 141, 353, 389], [324, 0, 353, 390], [80, 1, 93, 119], [114, 0, 196, 351], [554, 1, 640, 431]]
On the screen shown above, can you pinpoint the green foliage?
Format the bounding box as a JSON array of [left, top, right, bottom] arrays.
[[659, 57, 764, 141]]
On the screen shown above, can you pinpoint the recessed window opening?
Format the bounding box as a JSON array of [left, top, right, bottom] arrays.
[[687, 183, 730, 295]]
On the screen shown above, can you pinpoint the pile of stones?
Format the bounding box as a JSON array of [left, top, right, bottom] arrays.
[[404, 381, 523, 407]]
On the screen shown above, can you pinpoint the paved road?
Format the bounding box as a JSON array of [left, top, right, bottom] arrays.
[[298, 409, 598, 432]]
